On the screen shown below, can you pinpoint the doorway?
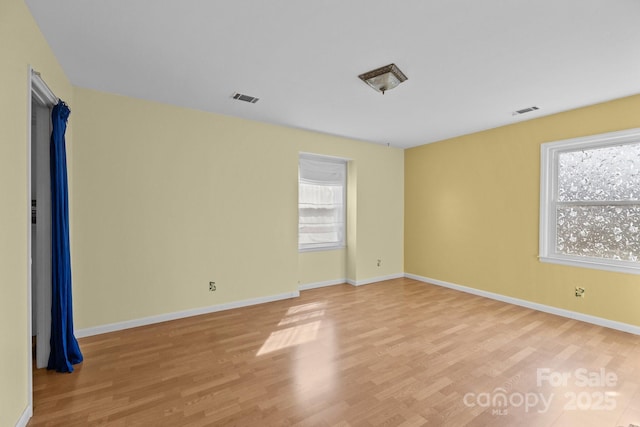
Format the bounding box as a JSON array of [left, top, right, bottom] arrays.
[[30, 71, 56, 370]]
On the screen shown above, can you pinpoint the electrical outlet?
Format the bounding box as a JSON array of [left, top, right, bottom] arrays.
[[575, 287, 585, 298], [377, 259, 381, 267], [209, 281, 216, 292]]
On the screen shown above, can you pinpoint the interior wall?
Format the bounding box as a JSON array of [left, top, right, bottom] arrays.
[[298, 250, 346, 286], [0, 0, 73, 425], [405, 94, 640, 327], [71, 87, 404, 330]]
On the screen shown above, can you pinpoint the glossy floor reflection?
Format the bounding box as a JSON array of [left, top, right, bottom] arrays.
[[31, 278, 640, 426]]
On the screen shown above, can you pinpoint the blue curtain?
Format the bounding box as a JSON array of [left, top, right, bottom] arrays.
[[48, 101, 83, 373]]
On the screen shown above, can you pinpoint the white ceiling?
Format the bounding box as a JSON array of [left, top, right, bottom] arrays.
[[26, 0, 640, 149]]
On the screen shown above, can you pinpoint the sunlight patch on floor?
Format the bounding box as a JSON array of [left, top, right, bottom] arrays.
[[286, 301, 326, 315], [257, 320, 321, 356], [278, 310, 325, 326]]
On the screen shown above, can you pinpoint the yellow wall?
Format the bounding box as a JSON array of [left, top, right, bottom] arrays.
[[0, 0, 74, 424], [71, 88, 404, 329], [298, 250, 346, 286], [405, 94, 640, 327]]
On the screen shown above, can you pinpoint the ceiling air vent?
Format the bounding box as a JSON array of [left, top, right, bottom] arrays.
[[232, 92, 259, 104], [512, 106, 539, 116]]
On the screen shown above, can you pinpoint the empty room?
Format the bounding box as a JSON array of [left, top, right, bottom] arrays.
[[2, 0, 640, 426]]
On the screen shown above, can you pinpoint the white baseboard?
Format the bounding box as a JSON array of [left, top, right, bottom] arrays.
[[75, 273, 638, 339], [299, 279, 346, 291], [299, 274, 405, 290], [75, 291, 300, 338], [405, 273, 640, 336], [76, 274, 410, 339], [16, 405, 32, 427], [347, 273, 405, 287]]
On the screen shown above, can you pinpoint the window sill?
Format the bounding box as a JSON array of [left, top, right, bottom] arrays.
[[299, 245, 346, 253], [539, 255, 640, 275]]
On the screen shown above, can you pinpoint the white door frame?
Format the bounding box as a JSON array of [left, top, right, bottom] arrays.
[[26, 66, 58, 424]]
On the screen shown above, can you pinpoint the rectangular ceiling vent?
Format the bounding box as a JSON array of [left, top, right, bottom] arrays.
[[232, 92, 259, 104], [512, 106, 539, 116]]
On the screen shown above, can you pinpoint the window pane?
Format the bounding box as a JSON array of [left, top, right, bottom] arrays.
[[299, 183, 342, 209], [299, 181, 343, 245], [298, 155, 346, 250], [558, 143, 640, 202], [556, 205, 640, 261]]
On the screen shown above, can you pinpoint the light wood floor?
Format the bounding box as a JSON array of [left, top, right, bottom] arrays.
[[30, 278, 640, 426]]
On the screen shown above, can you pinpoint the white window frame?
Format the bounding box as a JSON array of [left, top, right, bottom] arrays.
[[298, 153, 347, 253], [539, 128, 640, 275]]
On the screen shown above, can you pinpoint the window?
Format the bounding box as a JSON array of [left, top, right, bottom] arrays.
[[540, 128, 640, 274], [298, 154, 347, 252]]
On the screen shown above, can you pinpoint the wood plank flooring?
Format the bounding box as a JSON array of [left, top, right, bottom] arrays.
[[29, 278, 640, 426]]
